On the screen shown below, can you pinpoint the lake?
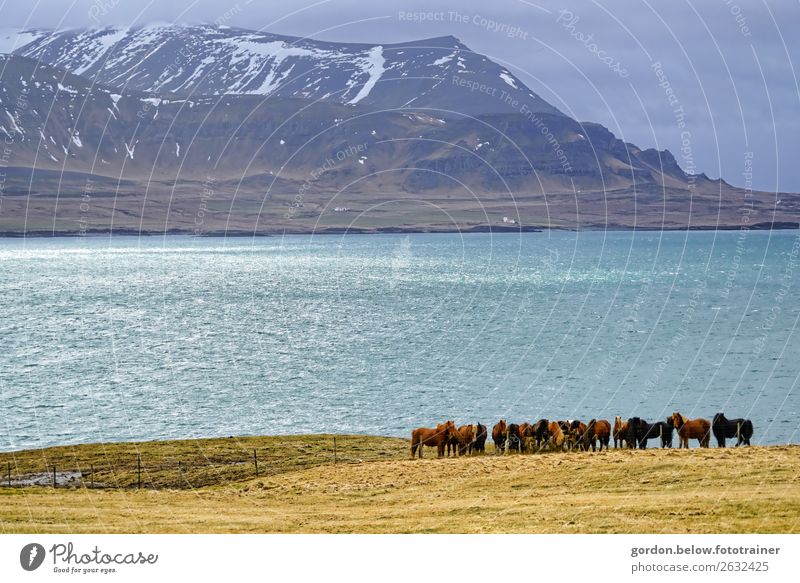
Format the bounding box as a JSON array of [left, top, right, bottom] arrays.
[[1, 230, 798, 450]]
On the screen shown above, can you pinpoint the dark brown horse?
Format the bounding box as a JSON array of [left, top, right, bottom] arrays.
[[473, 423, 488, 453], [582, 419, 611, 451], [613, 416, 628, 448], [492, 420, 507, 454], [533, 419, 550, 449], [561, 420, 584, 450], [411, 420, 457, 458], [712, 413, 754, 447], [671, 412, 711, 448]]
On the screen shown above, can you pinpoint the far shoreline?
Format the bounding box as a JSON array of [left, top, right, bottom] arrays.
[[0, 221, 797, 238]]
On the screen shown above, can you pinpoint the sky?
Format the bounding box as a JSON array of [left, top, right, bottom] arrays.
[[1, 0, 798, 192]]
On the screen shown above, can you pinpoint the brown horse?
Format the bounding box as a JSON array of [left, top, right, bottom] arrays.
[[492, 420, 507, 454], [573, 421, 588, 450], [455, 424, 476, 456], [583, 419, 611, 452], [447, 425, 475, 457], [446, 425, 461, 457], [547, 421, 565, 449], [518, 422, 534, 453], [613, 416, 628, 448], [411, 420, 457, 458], [671, 412, 711, 448]]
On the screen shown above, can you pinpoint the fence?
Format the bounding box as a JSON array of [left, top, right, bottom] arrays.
[[0, 435, 392, 491]]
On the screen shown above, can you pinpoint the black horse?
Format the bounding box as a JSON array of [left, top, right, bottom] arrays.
[[507, 423, 521, 452], [626, 417, 648, 449], [642, 420, 674, 448], [627, 417, 673, 449], [533, 419, 550, 449], [473, 423, 488, 453], [712, 413, 753, 447]]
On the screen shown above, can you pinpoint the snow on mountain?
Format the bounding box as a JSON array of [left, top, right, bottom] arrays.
[[12, 24, 563, 117]]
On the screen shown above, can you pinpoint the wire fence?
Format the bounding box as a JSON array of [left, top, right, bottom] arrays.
[[0, 435, 404, 490]]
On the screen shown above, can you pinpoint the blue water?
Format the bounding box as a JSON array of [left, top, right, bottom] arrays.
[[1, 231, 798, 451]]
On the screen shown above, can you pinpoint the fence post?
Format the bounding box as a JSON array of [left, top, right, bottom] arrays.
[[7, 461, 10, 487], [52, 465, 56, 488], [253, 450, 258, 477], [137, 454, 141, 489], [90, 464, 94, 489], [333, 437, 337, 465]]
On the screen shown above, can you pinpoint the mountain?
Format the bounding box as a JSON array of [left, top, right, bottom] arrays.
[[12, 24, 562, 117], [0, 27, 796, 235]]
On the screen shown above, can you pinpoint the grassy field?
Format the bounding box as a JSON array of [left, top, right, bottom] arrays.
[[1, 436, 798, 533]]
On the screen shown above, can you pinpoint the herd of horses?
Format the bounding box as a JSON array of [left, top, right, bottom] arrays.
[[410, 412, 754, 457]]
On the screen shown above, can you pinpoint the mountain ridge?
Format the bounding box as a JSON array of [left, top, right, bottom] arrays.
[[0, 26, 796, 234], [9, 24, 563, 117]]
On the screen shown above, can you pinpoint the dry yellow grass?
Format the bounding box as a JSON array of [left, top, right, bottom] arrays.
[[1, 440, 799, 533]]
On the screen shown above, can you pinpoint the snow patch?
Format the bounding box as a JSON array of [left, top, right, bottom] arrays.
[[432, 52, 455, 66], [499, 72, 518, 89], [4, 110, 23, 135], [348, 46, 385, 105]]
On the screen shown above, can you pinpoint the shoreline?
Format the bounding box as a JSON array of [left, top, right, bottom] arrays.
[[0, 221, 797, 238], [1, 432, 795, 457]]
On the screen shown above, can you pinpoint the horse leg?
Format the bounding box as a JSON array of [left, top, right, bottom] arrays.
[[411, 442, 417, 458]]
